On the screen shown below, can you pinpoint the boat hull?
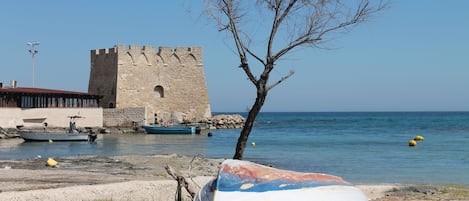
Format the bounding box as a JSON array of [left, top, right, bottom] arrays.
[[194, 159, 368, 201], [142, 125, 200, 134], [19, 132, 89, 142]]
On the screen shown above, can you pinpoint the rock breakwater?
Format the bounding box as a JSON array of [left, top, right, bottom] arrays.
[[202, 114, 245, 129]]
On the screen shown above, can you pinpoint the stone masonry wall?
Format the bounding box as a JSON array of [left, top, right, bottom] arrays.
[[103, 107, 146, 127], [89, 44, 212, 124], [88, 47, 117, 107]]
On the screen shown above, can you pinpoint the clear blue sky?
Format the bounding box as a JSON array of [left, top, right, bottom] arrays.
[[1, 1, 468, 112]]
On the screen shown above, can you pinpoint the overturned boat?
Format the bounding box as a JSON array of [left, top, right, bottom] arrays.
[[194, 159, 367, 201]]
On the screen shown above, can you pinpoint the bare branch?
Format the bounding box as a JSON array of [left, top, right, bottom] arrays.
[[273, 0, 387, 60], [267, 69, 295, 91], [188, 154, 204, 189], [217, 0, 261, 85], [267, 0, 298, 58], [165, 165, 196, 199]]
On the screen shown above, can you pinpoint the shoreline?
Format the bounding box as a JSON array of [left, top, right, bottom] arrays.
[[0, 155, 468, 201]]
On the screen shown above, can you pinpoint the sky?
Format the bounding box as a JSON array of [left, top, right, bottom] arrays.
[[0, 1, 468, 112]]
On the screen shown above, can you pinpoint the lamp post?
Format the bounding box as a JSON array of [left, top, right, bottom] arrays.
[[27, 42, 40, 87]]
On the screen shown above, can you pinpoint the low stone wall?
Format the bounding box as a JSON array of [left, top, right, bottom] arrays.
[[101, 113, 245, 134], [0, 108, 23, 128], [0, 108, 103, 138], [0, 108, 103, 128], [103, 108, 146, 128]]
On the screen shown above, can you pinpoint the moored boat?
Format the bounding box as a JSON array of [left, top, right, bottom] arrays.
[[142, 125, 201, 134], [194, 159, 368, 201], [18, 115, 97, 142], [19, 132, 90, 142]]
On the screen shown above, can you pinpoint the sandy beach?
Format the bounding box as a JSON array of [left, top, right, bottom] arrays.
[[0, 154, 468, 201]]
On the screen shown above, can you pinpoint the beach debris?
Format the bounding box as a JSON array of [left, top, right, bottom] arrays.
[[408, 139, 417, 147], [414, 135, 424, 141], [46, 158, 58, 167], [165, 165, 196, 200]]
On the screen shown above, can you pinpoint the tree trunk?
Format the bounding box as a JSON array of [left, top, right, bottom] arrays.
[[233, 78, 268, 160]]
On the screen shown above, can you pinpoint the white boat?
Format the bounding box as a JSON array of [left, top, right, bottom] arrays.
[[19, 132, 90, 142], [19, 115, 96, 142], [194, 159, 368, 201]]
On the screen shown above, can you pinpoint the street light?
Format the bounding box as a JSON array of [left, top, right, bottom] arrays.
[[27, 42, 40, 87]]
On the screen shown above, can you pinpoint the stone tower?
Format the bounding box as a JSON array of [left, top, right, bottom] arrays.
[[88, 44, 211, 124]]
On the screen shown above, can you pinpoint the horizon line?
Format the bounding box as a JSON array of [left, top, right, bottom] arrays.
[[212, 110, 469, 113]]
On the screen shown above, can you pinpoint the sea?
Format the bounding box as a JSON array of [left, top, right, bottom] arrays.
[[1, 112, 468, 185]]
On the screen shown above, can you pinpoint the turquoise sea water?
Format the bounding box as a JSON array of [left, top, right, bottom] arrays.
[[1, 112, 468, 185]]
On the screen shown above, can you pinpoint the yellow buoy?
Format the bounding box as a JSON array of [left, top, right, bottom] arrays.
[[46, 158, 58, 167], [408, 139, 417, 147], [251, 142, 256, 147], [414, 135, 424, 141]]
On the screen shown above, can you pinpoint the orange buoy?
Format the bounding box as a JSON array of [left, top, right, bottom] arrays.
[[408, 139, 417, 147]]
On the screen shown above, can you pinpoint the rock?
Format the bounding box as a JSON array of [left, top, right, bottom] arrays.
[[204, 114, 245, 129]]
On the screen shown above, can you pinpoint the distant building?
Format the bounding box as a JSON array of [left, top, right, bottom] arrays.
[[0, 85, 101, 108], [0, 81, 103, 128], [88, 44, 211, 124]]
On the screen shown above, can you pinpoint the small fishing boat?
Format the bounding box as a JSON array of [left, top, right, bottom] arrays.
[[19, 132, 90, 142], [142, 124, 201, 134], [194, 159, 368, 201], [19, 115, 96, 142]]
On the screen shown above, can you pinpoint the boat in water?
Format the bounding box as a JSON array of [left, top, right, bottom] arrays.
[[19, 132, 91, 142], [19, 115, 97, 142], [194, 159, 368, 201], [142, 124, 201, 134]]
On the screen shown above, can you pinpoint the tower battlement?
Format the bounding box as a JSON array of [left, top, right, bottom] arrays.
[[92, 44, 203, 65], [92, 47, 117, 55]]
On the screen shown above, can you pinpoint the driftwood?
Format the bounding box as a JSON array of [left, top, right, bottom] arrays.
[[165, 165, 196, 200]]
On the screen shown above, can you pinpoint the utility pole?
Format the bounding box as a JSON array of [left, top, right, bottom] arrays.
[[27, 42, 40, 87]]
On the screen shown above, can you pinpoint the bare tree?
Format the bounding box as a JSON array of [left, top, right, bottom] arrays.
[[204, 0, 387, 160]]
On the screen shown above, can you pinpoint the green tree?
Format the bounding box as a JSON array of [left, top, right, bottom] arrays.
[[204, 0, 387, 160]]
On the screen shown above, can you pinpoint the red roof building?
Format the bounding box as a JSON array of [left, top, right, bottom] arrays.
[[0, 87, 101, 108]]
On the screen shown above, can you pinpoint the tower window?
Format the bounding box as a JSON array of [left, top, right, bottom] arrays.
[[154, 85, 164, 98]]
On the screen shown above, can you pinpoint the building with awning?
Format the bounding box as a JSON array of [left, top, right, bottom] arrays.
[[0, 84, 103, 129], [0, 87, 101, 108]]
